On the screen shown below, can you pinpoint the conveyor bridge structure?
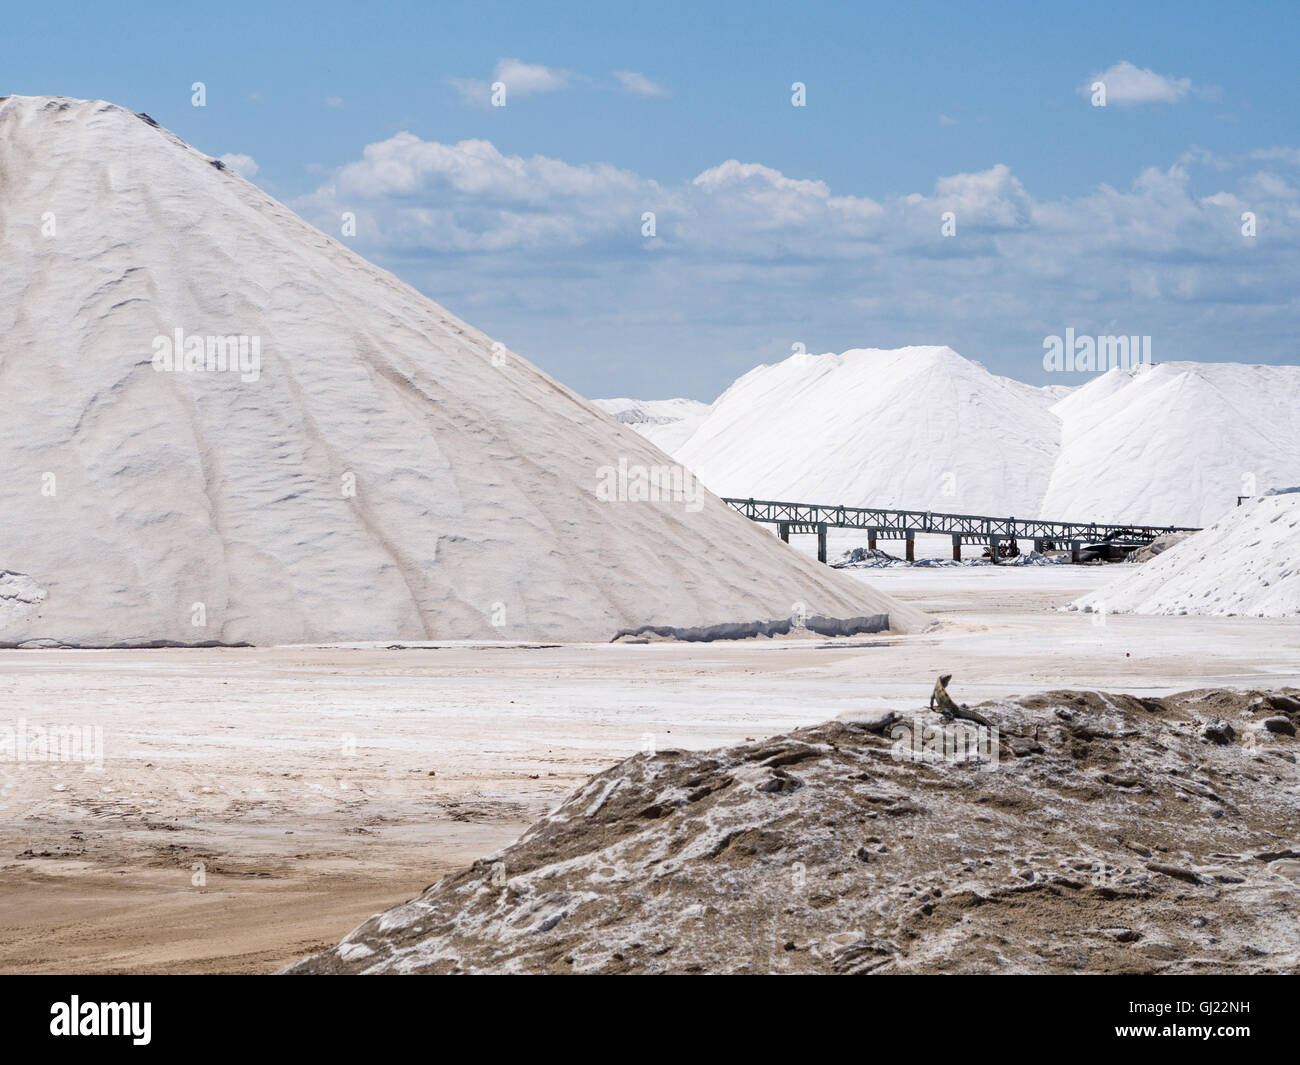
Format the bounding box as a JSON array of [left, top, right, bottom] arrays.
[[722, 497, 1200, 564]]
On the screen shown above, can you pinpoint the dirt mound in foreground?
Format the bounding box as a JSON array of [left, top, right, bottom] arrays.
[[287, 687, 1300, 974]]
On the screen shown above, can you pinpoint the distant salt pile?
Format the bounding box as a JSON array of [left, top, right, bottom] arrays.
[[1073, 490, 1300, 618], [672, 346, 1061, 518], [0, 96, 928, 646], [1041, 364, 1300, 527], [610, 351, 1300, 530], [592, 397, 711, 453]]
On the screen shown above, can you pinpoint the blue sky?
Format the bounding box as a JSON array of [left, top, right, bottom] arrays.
[[7, 0, 1300, 399]]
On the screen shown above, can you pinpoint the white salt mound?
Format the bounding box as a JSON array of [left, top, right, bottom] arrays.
[[620, 350, 1300, 530], [1072, 491, 1300, 618], [592, 397, 711, 453], [674, 346, 1060, 517], [0, 96, 929, 646], [1042, 363, 1300, 527]]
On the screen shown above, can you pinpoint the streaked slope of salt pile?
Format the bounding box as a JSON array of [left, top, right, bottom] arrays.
[[0, 96, 929, 646], [1072, 491, 1300, 618], [1041, 362, 1300, 527]]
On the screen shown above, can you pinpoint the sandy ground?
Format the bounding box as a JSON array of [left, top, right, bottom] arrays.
[[2, 565, 1298, 973]]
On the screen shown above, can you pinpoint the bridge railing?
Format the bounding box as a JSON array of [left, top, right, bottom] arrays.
[[722, 497, 1199, 545]]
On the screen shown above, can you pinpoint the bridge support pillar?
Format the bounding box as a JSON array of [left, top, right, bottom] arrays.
[[951, 535, 962, 562], [1070, 540, 1082, 564], [905, 532, 915, 562], [817, 523, 827, 564], [989, 536, 1000, 564], [778, 522, 789, 543], [1033, 538, 1044, 554], [867, 530, 877, 551]]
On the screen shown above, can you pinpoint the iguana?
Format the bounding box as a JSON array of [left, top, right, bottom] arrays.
[[929, 673, 994, 728]]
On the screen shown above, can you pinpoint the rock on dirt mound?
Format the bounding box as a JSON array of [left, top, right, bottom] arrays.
[[1128, 532, 1191, 564], [287, 686, 1300, 974]]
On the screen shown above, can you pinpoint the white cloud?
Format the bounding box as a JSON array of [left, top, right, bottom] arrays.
[[299, 134, 1300, 265], [1242, 170, 1299, 202], [325, 96, 344, 108], [452, 58, 570, 106], [218, 153, 259, 178], [1252, 147, 1300, 167], [685, 160, 882, 250], [448, 77, 492, 107], [1177, 146, 1232, 170], [332, 134, 646, 202], [495, 58, 569, 94], [1084, 61, 1195, 106], [299, 133, 657, 251], [614, 71, 668, 97], [293, 135, 1300, 396], [926, 164, 1032, 228]]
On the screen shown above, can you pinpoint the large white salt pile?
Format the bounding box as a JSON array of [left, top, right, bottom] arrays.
[[1042, 362, 1300, 528], [0, 96, 929, 646], [1072, 490, 1300, 618], [672, 346, 1061, 516], [612, 352, 1300, 530]]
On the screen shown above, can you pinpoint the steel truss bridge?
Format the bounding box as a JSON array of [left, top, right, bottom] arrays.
[[722, 497, 1199, 564]]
